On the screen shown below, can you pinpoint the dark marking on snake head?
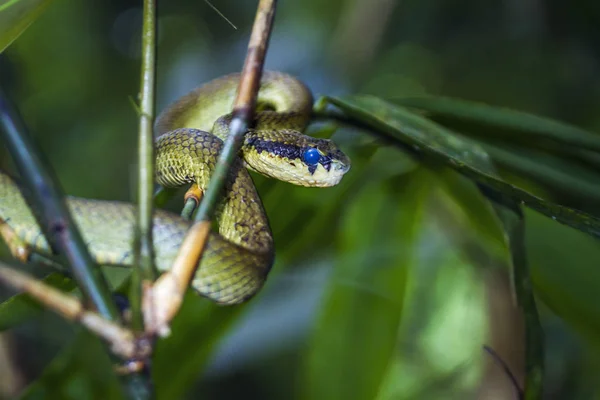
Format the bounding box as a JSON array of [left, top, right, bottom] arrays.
[[249, 138, 302, 160], [248, 136, 348, 176]]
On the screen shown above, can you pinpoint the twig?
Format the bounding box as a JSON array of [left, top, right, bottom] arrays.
[[483, 345, 524, 400], [132, 0, 158, 332], [0, 89, 120, 322], [0, 261, 136, 358], [204, 0, 238, 30], [145, 0, 278, 336], [181, 184, 203, 220]]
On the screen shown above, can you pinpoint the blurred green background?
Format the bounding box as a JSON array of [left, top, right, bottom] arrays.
[[1, 0, 600, 399]]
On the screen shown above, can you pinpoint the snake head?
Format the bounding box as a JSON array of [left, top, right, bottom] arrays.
[[244, 130, 351, 187]]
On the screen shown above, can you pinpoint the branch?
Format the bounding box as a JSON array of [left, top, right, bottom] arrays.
[[0, 89, 120, 322], [132, 0, 158, 332], [146, 0, 278, 336], [0, 261, 136, 358]]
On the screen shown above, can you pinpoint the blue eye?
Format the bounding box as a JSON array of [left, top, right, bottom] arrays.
[[302, 148, 321, 166]]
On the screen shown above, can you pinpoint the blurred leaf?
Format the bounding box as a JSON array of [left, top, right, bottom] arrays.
[[20, 331, 123, 400], [0, 0, 55, 53], [527, 210, 600, 342], [303, 169, 429, 400], [322, 95, 600, 238], [476, 141, 600, 203], [153, 293, 244, 399], [392, 96, 600, 153], [0, 272, 75, 331]]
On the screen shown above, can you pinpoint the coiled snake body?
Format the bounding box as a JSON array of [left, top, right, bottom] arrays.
[[0, 72, 350, 304]]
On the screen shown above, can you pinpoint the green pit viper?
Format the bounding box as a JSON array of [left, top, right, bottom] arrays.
[[0, 71, 351, 305]]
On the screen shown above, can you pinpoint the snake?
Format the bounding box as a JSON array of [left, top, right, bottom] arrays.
[[0, 71, 351, 305]]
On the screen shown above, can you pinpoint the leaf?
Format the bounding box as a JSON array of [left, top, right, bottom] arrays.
[[321, 95, 600, 238], [0, 272, 75, 331], [392, 96, 600, 153], [302, 170, 426, 400], [527, 209, 600, 342], [474, 141, 600, 203], [0, 0, 55, 53], [304, 167, 499, 400]]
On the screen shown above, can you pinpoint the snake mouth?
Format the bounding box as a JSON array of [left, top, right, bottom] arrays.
[[292, 160, 350, 187]]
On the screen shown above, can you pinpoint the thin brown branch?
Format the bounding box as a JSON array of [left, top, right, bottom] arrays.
[[144, 0, 278, 336], [144, 222, 211, 336], [0, 262, 137, 359], [0, 218, 30, 262]]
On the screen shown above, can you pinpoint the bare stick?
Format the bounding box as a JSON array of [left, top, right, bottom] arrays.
[[0, 218, 30, 262], [146, 0, 278, 336], [0, 262, 136, 359]]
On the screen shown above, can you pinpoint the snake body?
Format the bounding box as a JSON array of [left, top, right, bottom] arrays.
[[0, 72, 350, 304]]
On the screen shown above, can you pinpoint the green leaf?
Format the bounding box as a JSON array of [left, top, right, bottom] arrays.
[[322, 95, 600, 238], [302, 170, 426, 400], [0, 0, 55, 53], [474, 141, 600, 203], [392, 96, 600, 153], [527, 210, 600, 342], [304, 167, 500, 400], [0, 272, 75, 331]]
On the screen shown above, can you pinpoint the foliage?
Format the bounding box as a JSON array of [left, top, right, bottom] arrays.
[[1, 1, 600, 399]]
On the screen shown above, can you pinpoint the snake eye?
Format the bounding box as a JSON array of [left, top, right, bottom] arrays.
[[302, 147, 321, 166]]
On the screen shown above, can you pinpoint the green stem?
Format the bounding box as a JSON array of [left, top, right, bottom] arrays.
[[510, 219, 544, 400], [131, 0, 158, 331], [0, 89, 120, 322], [181, 198, 197, 220], [482, 189, 543, 400]]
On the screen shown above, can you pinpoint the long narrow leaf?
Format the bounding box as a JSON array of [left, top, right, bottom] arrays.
[[393, 96, 600, 153], [322, 95, 600, 238], [0, 0, 55, 53]]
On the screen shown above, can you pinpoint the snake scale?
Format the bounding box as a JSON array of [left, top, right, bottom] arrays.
[[0, 71, 350, 304]]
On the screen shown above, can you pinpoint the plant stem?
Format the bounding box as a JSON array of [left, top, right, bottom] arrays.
[[481, 191, 543, 400], [0, 89, 120, 322], [0, 260, 136, 359], [132, 0, 158, 331]]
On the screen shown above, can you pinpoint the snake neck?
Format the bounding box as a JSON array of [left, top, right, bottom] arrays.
[[155, 128, 273, 255], [155, 71, 313, 137]]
